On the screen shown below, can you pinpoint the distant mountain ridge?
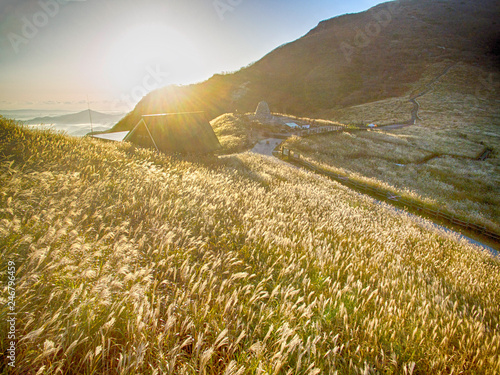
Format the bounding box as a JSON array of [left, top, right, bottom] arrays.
[[113, 0, 499, 132], [26, 110, 124, 125]]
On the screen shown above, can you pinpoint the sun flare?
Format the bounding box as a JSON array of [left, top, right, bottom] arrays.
[[104, 23, 202, 92]]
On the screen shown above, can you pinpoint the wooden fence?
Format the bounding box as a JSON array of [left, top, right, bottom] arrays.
[[278, 147, 500, 243], [298, 125, 345, 137]]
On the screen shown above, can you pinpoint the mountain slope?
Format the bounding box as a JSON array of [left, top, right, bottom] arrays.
[[25, 110, 124, 125], [113, 0, 499, 131]]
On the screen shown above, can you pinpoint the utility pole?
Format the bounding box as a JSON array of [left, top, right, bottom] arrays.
[[87, 95, 93, 134]]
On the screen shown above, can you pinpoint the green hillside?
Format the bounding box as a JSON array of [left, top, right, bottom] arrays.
[[1, 118, 499, 374]]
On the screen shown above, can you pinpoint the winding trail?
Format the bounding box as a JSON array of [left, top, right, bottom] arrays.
[[408, 64, 455, 125], [239, 64, 499, 256], [378, 64, 455, 130], [372, 199, 498, 257], [247, 135, 498, 257], [246, 142, 499, 256]]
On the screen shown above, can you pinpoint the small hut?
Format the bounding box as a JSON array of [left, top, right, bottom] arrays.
[[285, 122, 300, 129], [125, 112, 220, 154]]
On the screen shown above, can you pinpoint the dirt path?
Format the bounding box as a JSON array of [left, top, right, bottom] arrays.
[[408, 64, 456, 124], [378, 64, 455, 130]]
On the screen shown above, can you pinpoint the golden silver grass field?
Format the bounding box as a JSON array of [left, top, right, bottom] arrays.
[[284, 64, 500, 234], [1, 117, 499, 374]]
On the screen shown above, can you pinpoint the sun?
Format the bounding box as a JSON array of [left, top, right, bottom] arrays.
[[104, 23, 202, 93]]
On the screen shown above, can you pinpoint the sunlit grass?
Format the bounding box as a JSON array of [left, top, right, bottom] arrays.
[[319, 96, 414, 126], [284, 63, 500, 233], [210, 113, 254, 154], [1, 117, 499, 374]]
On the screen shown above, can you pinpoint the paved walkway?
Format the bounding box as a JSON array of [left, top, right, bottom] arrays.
[[226, 137, 498, 256], [372, 200, 498, 257], [231, 64, 499, 256], [250, 138, 284, 156]]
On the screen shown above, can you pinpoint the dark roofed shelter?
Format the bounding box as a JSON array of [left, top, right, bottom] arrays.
[[125, 112, 221, 154]]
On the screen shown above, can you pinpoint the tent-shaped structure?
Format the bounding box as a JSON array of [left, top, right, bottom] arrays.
[[255, 101, 272, 121], [125, 112, 221, 154]]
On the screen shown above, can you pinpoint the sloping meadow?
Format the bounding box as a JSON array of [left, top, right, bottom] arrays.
[[1, 118, 499, 374]]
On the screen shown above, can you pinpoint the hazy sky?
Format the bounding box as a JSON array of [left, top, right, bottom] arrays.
[[0, 0, 382, 111]]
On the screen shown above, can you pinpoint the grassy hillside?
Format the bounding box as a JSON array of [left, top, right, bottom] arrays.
[[1, 118, 500, 374], [210, 113, 295, 154], [210, 114, 255, 154], [284, 63, 500, 233], [112, 0, 499, 131]]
